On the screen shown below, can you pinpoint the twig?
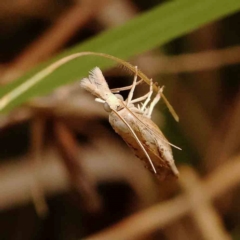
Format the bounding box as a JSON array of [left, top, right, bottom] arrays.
[[54, 121, 102, 213], [203, 89, 240, 171], [96, 0, 138, 27], [179, 167, 230, 240], [0, 149, 70, 210], [0, 149, 240, 237], [86, 195, 189, 240], [29, 116, 48, 217], [171, 79, 213, 156], [1, 0, 103, 84], [0, 128, 157, 211], [86, 155, 240, 240], [136, 45, 240, 75], [0, 107, 32, 129]]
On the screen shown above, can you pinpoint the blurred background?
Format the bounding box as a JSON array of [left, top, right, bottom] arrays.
[[0, 0, 240, 240]]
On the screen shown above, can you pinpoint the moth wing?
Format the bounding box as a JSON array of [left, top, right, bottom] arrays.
[[109, 108, 179, 179], [125, 104, 181, 150], [134, 114, 179, 176], [129, 111, 179, 178]]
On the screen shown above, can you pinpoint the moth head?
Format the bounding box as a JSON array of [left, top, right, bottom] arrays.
[[103, 101, 111, 112], [103, 94, 124, 112]]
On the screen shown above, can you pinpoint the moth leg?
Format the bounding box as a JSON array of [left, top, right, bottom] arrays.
[[126, 66, 138, 105], [141, 78, 153, 112], [129, 79, 153, 107], [146, 86, 164, 118], [111, 79, 143, 93], [130, 92, 149, 104]]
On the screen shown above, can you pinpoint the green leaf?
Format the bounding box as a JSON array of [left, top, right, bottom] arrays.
[[0, 0, 240, 112]]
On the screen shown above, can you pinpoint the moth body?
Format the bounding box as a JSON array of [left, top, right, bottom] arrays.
[[80, 67, 179, 180]]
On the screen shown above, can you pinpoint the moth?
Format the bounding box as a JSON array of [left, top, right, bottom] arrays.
[[80, 67, 179, 180]]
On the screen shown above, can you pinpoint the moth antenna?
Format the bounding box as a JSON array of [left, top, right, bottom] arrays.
[[112, 109, 157, 174], [167, 143, 182, 150]]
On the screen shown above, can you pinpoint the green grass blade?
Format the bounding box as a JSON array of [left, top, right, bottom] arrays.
[[0, 0, 240, 113]]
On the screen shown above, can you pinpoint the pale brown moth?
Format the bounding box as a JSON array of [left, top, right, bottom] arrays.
[[80, 66, 180, 180]]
